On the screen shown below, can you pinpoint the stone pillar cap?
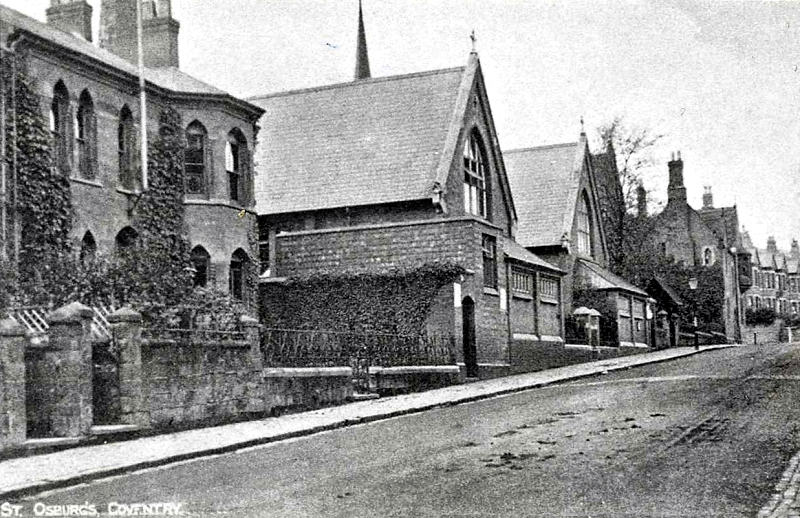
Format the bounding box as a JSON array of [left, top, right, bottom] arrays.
[[108, 306, 143, 323], [47, 301, 94, 324], [239, 314, 260, 327], [0, 317, 26, 337]]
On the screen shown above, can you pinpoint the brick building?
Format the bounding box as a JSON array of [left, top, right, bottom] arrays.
[[0, 0, 263, 301], [744, 234, 800, 315], [504, 135, 653, 349], [252, 15, 564, 378], [649, 153, 746, 340]]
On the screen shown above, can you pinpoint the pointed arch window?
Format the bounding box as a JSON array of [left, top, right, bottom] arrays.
[[229, 248, 250, 300], [79, 231, 96, 264], [118, 105, 137, 190], [51, 81, 71, 174], [463, 130, 489, 218], [76, 90, 97, 179], [185, 121, 208, 195], [191, 245, 211, 288], [576, 191, 594, 257], [115, 226, 139, 251], [226, 129, 248, 204]]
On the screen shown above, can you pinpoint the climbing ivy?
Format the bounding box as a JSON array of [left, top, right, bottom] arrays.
[[260, 262, 465, 335], [3, 51, 72, 284]]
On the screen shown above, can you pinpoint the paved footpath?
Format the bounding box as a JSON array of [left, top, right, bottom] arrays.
[[0, 344, 735, 499], [759, 450, 800, 518]]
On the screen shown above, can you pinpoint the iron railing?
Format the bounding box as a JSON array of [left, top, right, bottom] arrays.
[[142, 327, 247, 347], [261, 328, 456, 368]]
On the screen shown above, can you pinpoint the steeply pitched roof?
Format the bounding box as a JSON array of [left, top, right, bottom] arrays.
[[503, 142, 582, 248], [251, 59, 477, 215], [501, 237, 562, 273], [0, 5, 250, 101], [575, 259, 649, 297], [698, 206, 741, 248]]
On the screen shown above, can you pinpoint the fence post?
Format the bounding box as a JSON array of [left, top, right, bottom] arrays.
[[108, 307, 149, 429], [240, 315, 265, 413], [0, 318, 27, 450], [46, 302, 94, 437]]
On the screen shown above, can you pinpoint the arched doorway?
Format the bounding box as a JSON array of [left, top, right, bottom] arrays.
[[462, 297, 478, 378]]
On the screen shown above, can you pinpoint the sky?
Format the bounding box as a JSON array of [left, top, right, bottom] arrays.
[[3, 0, 800, 251]]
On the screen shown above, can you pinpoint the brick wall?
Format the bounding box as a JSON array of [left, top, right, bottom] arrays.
[[273, 217, 513, 369]]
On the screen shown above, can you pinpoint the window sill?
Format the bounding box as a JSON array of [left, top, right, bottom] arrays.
[[539, 297, 559, 305], [483, 287, 500, 297], [512, 292, 533, 300], [70, 176, 102, 188]]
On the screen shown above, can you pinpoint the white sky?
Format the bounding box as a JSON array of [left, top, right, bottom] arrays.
[[4, 0, 800, 250]]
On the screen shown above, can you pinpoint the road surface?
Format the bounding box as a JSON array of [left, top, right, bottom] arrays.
[[22, 343, 800, 517]]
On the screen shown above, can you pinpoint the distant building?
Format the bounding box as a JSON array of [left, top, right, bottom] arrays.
[[744, 234, 800, 315], [649, 153, 747, 340], [0, 0, 263, 302]]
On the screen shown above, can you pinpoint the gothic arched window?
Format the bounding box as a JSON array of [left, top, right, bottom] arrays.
[[118, 105, 136, 190], [185, 121, 207, 195], [51, 81, 71, 174], [76, 90, 97, 179], [115, 226, 139, 251], [79, 231, 96, 264], [191, 245, 211, 288], [576, 191, 594, 257], [462, 130, 489, 218], [226, 129, 248, 204], [229, 248, 250, 300]]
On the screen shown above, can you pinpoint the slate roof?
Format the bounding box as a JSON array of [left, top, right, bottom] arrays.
[[575, 259, 649, 297], [698, 206, 741, 248], [502, 237, 562, 273], [250, 62, 476, 215], [503, 142, 582, 248], [0, 4, 246, 99]]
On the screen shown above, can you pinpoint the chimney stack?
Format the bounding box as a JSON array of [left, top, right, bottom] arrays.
[[791, 239, 800, 259], [767, 236, 778, 254], [702, 186, 714, 209], [100, 0, 180, 68], [47, 0, 93, 41], [636, 182, 647, 217], [667, 151, 686, 205]]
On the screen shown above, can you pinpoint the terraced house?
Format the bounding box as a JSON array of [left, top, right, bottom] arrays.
[[743, 234, 800, 315], [0, 0, 263, 302], [253, 16, 564, 378]]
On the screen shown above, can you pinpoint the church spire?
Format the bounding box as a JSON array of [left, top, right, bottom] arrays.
[[354, 0, 371, 80]]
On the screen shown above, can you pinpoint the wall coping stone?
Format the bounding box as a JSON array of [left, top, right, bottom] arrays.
[[47, 301, 93, 324], [276, 215, 503, 239], [239, 315, 260, 328], [107, 307, 143, 324], [263, 367, 353, 378], [369, 365, 460, 375], [0, 317, 26, 337]]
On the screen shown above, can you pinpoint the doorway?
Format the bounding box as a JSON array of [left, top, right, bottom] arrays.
[[462, 297, 478, 378]]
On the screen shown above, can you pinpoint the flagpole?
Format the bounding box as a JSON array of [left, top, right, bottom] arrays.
[[136, 0, 149, 191]]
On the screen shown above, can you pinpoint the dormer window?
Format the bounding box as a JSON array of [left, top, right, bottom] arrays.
[[463, 130, 489, 218]]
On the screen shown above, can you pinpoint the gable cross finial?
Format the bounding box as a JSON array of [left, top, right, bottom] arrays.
[[470, 29, 477, 53]]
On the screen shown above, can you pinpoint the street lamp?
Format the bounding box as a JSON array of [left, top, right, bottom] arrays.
[[688, 276, 699, 350]]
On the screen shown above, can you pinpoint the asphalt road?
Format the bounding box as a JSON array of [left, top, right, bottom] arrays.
[[24, 343, 800, 517]]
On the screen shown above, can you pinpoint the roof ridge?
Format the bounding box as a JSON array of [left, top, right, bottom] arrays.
[[248, 65, 466, 101], [504, 142, 579, 154]]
